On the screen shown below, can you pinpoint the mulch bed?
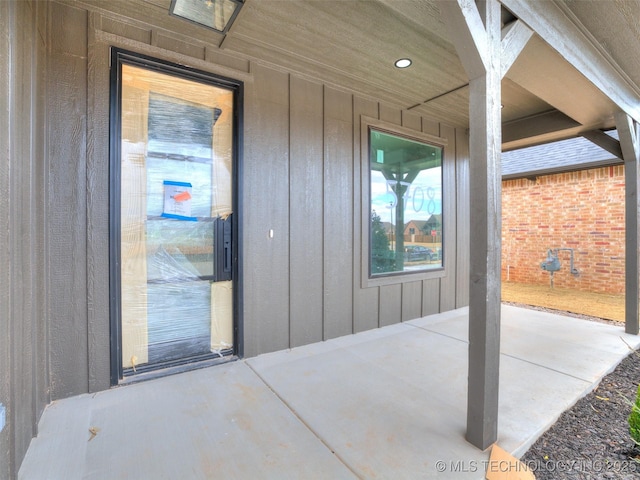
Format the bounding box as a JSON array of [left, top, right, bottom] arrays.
[[521, 346, 640, 479]]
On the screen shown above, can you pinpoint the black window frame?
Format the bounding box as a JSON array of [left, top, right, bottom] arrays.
[[108, 48, 244, 384]]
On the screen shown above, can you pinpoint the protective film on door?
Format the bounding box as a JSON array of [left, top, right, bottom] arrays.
[[113, 57, 236, 377]]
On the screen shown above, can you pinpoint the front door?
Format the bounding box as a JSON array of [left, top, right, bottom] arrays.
[[110, 50, 240, 381]]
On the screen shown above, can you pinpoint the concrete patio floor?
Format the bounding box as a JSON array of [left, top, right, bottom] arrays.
[[19, 305, 640, 479]]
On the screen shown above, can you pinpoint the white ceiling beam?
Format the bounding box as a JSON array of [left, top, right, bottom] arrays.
[[500, 0, 640, 124], [500, 20, 532, 78]]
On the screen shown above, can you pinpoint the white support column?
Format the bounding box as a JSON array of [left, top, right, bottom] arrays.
[[439, 0, 510, 450], [617, 112, 640, 335]]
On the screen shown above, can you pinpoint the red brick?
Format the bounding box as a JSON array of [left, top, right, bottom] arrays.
[[502, 165, 626, 294]]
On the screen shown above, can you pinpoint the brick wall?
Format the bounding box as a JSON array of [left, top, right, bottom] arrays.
[[502, 165, 625, 294]]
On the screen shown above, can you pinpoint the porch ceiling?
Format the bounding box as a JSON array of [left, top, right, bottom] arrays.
[[131, 0, 640, 149]]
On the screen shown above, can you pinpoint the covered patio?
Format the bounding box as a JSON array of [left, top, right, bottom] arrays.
[[19, 305, 640, 479], [3, 1, 640, 478]]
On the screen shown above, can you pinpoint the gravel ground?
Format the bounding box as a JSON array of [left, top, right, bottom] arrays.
[[512, 302, 640, 479]]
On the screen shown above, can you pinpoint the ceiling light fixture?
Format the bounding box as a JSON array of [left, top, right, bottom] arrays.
[[394, 58, 412, 69], [170, 0, 243, 34]]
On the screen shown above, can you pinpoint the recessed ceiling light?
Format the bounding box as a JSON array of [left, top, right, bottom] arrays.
[[394, 58, 412, 69]]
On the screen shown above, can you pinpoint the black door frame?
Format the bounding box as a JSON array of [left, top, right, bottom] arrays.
[[108, 48, 243, 385]]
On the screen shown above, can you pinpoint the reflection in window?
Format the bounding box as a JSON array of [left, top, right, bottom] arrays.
[[369, 128, 443, 276]]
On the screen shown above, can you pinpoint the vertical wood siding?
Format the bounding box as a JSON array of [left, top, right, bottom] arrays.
[[42, 2, 471, 385], [289, 76, 324, 347], [86, 16, 113, 393], [238, 64, 470, 357], [48, 2, 90, 399], [323, 87, 354, 340], [242, 64, 291, 356], [1, 2, 49, 479]]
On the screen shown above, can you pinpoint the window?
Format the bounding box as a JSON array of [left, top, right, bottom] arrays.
[[368, 127, 443, 277]]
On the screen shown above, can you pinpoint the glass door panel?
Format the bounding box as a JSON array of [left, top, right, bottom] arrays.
[[115, 60, 235, 376]]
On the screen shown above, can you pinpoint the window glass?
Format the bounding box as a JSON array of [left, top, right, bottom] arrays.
[[369, 128, 443, 276]]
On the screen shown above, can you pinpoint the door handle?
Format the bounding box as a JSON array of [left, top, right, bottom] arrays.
[[215, 215, 233, 281], [223, 214, 232, 275], [224, 238, 232, 273]]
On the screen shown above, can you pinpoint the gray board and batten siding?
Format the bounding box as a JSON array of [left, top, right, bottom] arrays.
[[2, 2, 471, 478], [1, 2, 49, 480], [234, 56, 472, 354], [59, 1, 470, 392]]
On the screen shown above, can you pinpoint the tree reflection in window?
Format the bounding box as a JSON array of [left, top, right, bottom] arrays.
[[369, 128, 443, 276]]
